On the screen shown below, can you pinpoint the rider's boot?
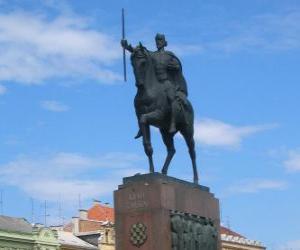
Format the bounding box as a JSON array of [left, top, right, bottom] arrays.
[[169, 121, 176, 134], [134, 129, 142, 139]]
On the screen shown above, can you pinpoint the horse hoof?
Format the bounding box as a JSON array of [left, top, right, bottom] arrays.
[[134, 130, 142, 139], [193, 179, 199, 185]]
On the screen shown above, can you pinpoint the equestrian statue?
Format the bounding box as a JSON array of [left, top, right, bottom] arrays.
[[121, 34, 199, 184]]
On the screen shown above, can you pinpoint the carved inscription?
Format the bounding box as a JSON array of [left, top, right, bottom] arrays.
[[127, 192, 148, 210], [170, 211, 218, 250]]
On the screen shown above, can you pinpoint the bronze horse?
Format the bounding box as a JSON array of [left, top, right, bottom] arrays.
[[130, 44, 199, 184]]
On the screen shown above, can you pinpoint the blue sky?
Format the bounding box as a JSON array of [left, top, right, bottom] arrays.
[[0, 0, 300, 249]]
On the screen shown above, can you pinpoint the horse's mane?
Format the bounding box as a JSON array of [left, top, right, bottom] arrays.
[[131, 43, 148, 58], [131, 44, 158, 88]]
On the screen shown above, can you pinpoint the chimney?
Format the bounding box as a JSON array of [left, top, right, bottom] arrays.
[[104, 202, 110, 207], [93, 199, 101, 206], [33, 223, 44, 229], [72, 217, 79, 234], [79, 209, 88, 220]]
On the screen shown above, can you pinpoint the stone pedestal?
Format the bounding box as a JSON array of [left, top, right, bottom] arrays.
[[114, 173, 220, 250]]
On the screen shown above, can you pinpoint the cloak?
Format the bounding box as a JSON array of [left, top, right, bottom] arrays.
[[165, 51, 188, 96]]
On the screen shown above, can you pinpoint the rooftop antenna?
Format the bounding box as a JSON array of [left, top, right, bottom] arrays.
[[219, 200, 222, 223], [58, 197, 65, 225], [226, 215, 231, 230], [44, 200, 50, 227], [31, 198, 35, 224], [78, 194, 82, 210], [0, 190, 3, 215]]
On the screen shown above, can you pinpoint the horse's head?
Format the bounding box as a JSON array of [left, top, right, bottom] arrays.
[[130, 42, 149, 87]]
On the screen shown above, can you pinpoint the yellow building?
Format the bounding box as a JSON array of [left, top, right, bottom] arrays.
[[0, 215, 97, 250]]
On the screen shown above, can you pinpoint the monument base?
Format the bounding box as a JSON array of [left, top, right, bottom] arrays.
[[114, 173, 220, 250]]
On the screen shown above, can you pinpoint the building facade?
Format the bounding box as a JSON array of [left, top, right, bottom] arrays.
[[65, 202, 266, 250], [64, 201, 115, 250], [0, 215, 59, 250], [0, 215, 97, 250], [221, 226, 266, 250]]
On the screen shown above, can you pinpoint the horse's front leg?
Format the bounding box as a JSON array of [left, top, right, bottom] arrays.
[[144, 125, 154, 173], [160, 129, 176, 175], [140, 111, 163, 173]]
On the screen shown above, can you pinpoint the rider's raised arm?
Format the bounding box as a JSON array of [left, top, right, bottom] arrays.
[[121, 39, 134, 53]]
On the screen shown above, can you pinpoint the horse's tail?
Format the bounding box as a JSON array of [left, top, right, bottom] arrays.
[[184, 99, 194, 127]]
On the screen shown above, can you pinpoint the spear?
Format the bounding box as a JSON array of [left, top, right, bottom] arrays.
[[122, 8, 127, 82]]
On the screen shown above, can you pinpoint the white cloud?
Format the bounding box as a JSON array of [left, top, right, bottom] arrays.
[[194, 118, 276, 147], [225, 179, 287, 196], [283, 150, 300, 172], [0, 11, 121, 85], [213, 10, 300, 53], [278, 240, 300, 250], [41, 100, 69, 112], [0, 84, 6, 94], [0, 152, 144, 202]]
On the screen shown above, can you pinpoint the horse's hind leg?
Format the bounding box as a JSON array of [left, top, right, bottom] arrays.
[[181, 126, 199, 184], [160, 129, 176, 175]]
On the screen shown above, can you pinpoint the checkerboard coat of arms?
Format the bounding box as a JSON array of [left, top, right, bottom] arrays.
[[129, 222, 147, 247]]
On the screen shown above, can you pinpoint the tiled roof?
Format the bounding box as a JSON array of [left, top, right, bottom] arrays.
[[0, 215, 32, 234], [63, 222, 73, 232], [220, 226, 245, 238], [57, 231, 98, 249], [87, 204, 114, 222], [220, 226, 264, 248]]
